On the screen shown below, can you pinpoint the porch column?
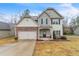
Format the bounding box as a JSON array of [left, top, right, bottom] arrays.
[[50, 28, 53, 39], [37, 28, 40, 40]]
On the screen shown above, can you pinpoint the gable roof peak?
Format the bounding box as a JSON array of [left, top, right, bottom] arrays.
[[45, 8, 64, 19]]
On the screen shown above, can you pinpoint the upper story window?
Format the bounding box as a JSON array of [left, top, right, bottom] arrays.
[[51, 19, 60, 24], [41, 19, 43, 24], [46, 18, 48, 24], [35, 20, 38, 23]]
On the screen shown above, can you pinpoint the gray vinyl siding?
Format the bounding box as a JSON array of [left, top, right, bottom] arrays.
[[0, 22, 14, 38]]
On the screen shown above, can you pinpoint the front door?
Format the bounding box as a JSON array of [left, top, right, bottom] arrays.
[[53, 31, 56, 39], [43, 32, 46, 38], [40, 29, 50, 38]]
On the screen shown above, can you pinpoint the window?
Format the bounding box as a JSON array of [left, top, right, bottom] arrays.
[[51, 19, 60, 24], [51, 19, 55, 24], [55, 20, 59, 24], [58, 31, 60, 36], [56, 31, 60, 36], [46, 18, 48, 24], [53, 30, 60, 36], [53, 20, 56, 24], [51, 19, 53, 24], [41, 19, 43, 24], [35, 20, 38, 23]]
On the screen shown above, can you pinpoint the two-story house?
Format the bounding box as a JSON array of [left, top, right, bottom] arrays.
[[16, 8, 64, 40]]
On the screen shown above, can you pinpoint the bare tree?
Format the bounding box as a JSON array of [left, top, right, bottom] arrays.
[[63, 16, 69, 26], [69, 16, 79, 33]]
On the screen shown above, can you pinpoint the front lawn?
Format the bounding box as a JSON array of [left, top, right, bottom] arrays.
[[0, 36, 16, 45], [33, 35, 79, 56]]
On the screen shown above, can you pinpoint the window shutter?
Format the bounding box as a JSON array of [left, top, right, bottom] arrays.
[[41, 19, 43, 24], [51, 19, 52, 24], [46, 18, 48, 24], [59, 19, 60, 24]]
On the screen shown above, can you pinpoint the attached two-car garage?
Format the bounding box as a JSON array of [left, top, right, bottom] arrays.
[[16, 27, 38, 40], [18, 31, 37, 40]]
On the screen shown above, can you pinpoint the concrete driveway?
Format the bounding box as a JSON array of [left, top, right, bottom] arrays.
[[0, 40, 36, 56]]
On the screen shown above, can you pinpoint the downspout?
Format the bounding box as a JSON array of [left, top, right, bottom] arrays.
[[37, 27, 38, 41]]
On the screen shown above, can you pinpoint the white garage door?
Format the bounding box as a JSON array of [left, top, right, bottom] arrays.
[[18, 31, 37, 40]]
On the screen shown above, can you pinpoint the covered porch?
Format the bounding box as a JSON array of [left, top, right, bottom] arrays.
[[37, 25, 53, 40], [40, 29, 50, 38]]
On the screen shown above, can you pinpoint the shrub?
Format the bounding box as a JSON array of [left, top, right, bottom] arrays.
[[14, 37, 18, 41], [60, 36, 67, 40]]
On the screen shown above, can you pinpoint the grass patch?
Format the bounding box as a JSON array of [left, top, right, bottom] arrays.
[[33, 35, 79, 56], [0, 36, 16, 45]]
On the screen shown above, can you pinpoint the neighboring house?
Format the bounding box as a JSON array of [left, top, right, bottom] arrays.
[[0, 22, 11, 38], [16, 8, 64, 40], [63, 26, 73, 35], [74, 26, 79, 35], [9, 23, 15, 36]]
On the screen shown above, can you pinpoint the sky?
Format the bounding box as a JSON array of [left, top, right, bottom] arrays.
[[0, 3, 79, 23]]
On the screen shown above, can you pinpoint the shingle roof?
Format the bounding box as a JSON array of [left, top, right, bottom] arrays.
[[38, 8, 64, 19], [17, 8, 64, 25], [45, 8, 64, 19], [0, 22, 10, 29], [31, 16, 38, 20]]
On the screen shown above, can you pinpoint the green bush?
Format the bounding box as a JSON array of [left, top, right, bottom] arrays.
[[63, 32, 74, 35]]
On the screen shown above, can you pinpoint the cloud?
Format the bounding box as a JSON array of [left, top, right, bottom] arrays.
[[0, 14, 11, 23], [60, 3, 72, 7], [30, 10, 41, 16], [59, 3, 79, 17], [58, 3, 79, 24], [0, 3, 79, 24], [0, 14, 19, 23]]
